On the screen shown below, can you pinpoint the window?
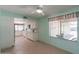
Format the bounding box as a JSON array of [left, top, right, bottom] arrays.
[[49, 13, 77, 41], [49, 20, 60, 37], [15, 24, 24, 31], [49, 15, 64, 37], [61, 15, 77, 41]]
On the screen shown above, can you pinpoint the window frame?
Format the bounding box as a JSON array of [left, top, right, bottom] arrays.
[[48, 13, 77, 41], [14, 24, 24, 31]]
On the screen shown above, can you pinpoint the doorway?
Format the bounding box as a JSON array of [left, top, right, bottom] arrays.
[[14, 18, 26, 37], [14, 17, 38, 43]]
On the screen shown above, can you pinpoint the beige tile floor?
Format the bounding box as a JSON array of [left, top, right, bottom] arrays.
[[1, 36, 71, 54]]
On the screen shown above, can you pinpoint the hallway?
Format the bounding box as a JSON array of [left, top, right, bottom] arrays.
[[2, 36, 71, 54]]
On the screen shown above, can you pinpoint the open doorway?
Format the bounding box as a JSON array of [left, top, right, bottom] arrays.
[[14, 18, 26, 38], [14, 18, 38, 41]]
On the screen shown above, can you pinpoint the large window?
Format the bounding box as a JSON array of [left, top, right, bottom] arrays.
[[49, 13, 77, 41]]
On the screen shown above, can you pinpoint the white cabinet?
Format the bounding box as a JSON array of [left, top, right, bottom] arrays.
[[25, 19, 38, 41], [26, 29, 38, 41], [33, 32, 38, 41], [26, 30, 33, 40]]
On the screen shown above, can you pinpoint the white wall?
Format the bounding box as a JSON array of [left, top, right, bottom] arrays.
[[0, 16, 14, 49]]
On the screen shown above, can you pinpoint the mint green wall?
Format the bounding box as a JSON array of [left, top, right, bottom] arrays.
[[38, 17, 49, 43], [0, 9, 24, 18], [38, 7, 79, 54]]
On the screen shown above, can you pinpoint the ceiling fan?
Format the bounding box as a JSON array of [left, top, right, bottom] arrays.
[[32, 5, 45, 16]]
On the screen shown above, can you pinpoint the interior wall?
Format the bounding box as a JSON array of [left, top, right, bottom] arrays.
[[0, 16, 14, 49], [38, 8, 79, 54], [0, 10, 24, 18], [0, 10, 25, 49], [38, 17, 49, 42], [0, 10, 38, 49]]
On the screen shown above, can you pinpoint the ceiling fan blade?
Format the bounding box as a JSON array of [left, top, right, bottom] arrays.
[[32, 11, 36, 14]]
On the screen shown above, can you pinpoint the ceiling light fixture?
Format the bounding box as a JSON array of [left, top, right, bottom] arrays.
[[36, 9, 43, 13]]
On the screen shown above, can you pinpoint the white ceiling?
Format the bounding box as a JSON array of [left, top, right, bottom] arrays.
[[0, 5, 79, 18]]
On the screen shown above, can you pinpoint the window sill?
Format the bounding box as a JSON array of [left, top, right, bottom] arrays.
[[50, 36, 77, 42]]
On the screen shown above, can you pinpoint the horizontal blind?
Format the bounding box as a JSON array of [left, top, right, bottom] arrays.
[[49, 12, 77, 21]]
